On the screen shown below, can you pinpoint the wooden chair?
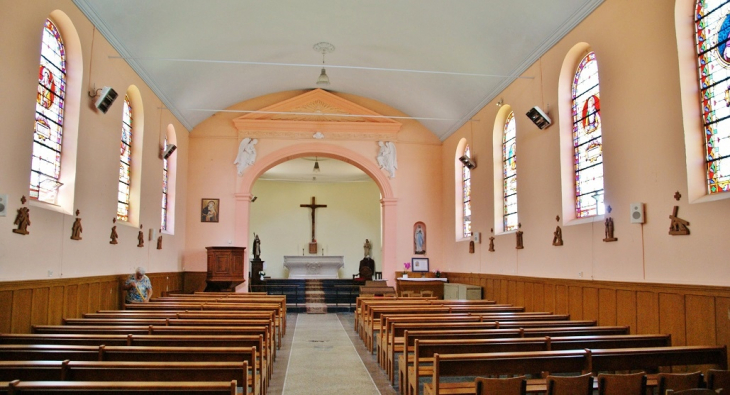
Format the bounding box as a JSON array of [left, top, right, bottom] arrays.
[[666, 390, 722, 394], [546, 373, 593, 395], [400, 291, 415, 297], [708, 370, 730, 391], [657, 371, 704, 395], [597, 372, 646, 395], [420, 290, 434, 297], [475, 376, 526, 395]]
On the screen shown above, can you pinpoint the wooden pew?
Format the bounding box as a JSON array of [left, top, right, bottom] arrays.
[[3, 380, 238, 394], [0, 360, 252, 395], [0, 345, 262, 395], [356, 299, 434, 335], [397, 326, 630, 395], [405, 335, 672, 395], [422, 346, 727, 395]]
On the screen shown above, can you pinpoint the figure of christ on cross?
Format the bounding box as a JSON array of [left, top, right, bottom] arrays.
[[300, 196, 327, 253]]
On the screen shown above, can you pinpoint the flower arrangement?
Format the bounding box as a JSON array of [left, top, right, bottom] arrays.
[[434, 269, 441, 278], [403, 261, 411, 271], [258, 271, 266, 277]]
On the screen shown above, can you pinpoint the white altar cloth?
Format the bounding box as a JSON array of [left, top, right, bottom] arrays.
[[283, 255, 344, 279]]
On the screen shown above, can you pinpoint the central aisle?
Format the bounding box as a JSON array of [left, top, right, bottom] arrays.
[[283, 313, 381, 395]]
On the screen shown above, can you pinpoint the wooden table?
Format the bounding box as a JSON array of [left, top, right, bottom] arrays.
[[395, 277, 447, 299]]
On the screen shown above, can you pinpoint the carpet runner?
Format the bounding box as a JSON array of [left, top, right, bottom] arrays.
[[305, 279, 327, 314]]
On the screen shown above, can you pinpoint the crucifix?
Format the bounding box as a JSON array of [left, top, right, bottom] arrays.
[[300, 196, 327, 254]]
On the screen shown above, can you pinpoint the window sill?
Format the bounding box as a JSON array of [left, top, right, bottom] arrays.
[[28, 199, 72, 215], [690, 190, 730, 204], [564, 214, 605, 227]]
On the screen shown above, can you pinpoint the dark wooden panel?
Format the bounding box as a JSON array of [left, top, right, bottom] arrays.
[[64, 285, 78, 318], [48, 286, 64, 325], [515, 281, 525, 308], [0, 290, 13, 333], [523, 282, 534, 311], [30, 287, 49, 326], [636, 291, 659, 334], [568, 286, 583, 320], [659, 293, 686, 346], [11, 289, 33, 333], [616, 290, 637, 334], [555, 285, 568, 315], [507, 281, 517, 305], [685, 294, 715, 346], [533, 283, 544, 312], [598, 288, 617, 326], [88, 282, 101, 313], [582, 287, 598, 322], [492, 279, 501, 304]]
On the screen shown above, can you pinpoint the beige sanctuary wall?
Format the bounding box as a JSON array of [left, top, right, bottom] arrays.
[[0, 1, 189, 282], [441, 0, 730, 287], [250, 180, 381, 279], [184, 90, 443, 280]]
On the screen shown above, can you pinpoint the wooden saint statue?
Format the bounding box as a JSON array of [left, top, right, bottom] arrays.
[[363, 239, 372, 257], [488, 228, 495, 252], [515, 223, 524, 249], [469, 240, 475, 254], [668, 206, 690, 235], [110, 218, 118, 244], [603, 217, 618, 242], [552, 226, 563, 246], [157, 229, 163, 249], [137, 224, 144, 247], [12, 196, 30, 235], [70, 209, 83, 240]]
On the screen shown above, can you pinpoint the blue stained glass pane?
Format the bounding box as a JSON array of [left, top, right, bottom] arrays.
[[572, 52, 604, 217], [462, 145, 472, 238], [161, 138, 169, 230], [117, 96, 133, 221], [502, 112, 518, 231], [30, 19, 66, 204], [696, 0, 730, 194]]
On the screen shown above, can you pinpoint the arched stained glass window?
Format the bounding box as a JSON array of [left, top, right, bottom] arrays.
[[117, 95, 132, 221], [30, 18, 66, 203], [462, 145, 472, 238], [572, 51, 605, 217], [696, 0, 730, 194], [161, 138, 169, 231], [503, 111, 518, 231]]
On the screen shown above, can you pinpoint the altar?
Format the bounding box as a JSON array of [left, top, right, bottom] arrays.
[[283, 255, 344, 279]]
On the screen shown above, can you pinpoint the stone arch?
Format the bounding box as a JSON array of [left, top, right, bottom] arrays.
[[233, 143, 398, 285]]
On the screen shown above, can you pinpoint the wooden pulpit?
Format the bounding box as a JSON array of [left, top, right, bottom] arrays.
[[205, 246, 246, 292]]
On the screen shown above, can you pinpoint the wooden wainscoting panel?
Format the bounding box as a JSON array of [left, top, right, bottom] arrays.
[[49, 286, 64, 325], [583, 287, 599, 322], [64, 284, 79, 319], [0, 290, 13, 333], [659, 293, 686, 346], [524, 282, 534, 311], [685, 294, 715, 346], [598, 288, 617, 326], [515, 281, 525, 308], [544, 283, 556, 313], [88, 282, 101, 314], [616, 290, 637, 334], [183, 271, 207, 294], [30, 287, 49, 327], [569, 286, 583, 319], [76, 283, 89, 318], [492, 279, 501, 303], [715, 297, 730, 368], [500, 279, 509, 303], [637, 291, 659, 334], [556, 285, 568, 315], [533, 283, 544, 312], [11, 289, 33, 333]]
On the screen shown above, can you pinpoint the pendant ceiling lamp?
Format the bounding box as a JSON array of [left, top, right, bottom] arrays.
[[313, 42, 335, 86], [313, 156, 321, 173]]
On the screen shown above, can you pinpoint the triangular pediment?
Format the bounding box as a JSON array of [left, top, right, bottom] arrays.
[[233, 89, 401, 140]]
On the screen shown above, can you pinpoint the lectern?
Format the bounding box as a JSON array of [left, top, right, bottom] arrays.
[[205, 246, 246, 292]]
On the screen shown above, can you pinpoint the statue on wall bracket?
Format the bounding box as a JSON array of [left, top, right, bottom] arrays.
[[70, 209, 83, 240], [234, 137, 258, 176], [12, 196, 30, 235], [552, 215, 563, 246]]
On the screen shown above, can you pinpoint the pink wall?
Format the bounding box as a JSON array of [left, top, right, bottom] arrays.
[[184, 90, 442, 283], [441, 0, 730, 287], [0, 1, 189, 281]]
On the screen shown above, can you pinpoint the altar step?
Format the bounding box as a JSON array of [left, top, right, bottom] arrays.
[[256, 278, 362, 313], [305, 280, 327, 314]]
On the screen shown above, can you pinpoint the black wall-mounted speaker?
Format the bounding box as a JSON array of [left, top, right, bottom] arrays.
[[94, 86, 118, 114]]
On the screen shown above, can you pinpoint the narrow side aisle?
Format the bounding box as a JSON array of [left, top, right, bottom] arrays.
[[282, 313, 380, 395]]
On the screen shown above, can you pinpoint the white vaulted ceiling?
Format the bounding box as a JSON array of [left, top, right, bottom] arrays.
[[74, 0, 603, 140]]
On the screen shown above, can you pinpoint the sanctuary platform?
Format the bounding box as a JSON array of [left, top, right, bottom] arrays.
[[283, 255, 344, 279]]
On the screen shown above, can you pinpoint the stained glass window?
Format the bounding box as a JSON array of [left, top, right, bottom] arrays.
[[462, 145, 472, 238], [696, 0, 730, 194], [30, 18, 66, 204], [572, 51, 605, 217], [161, 138, 169, 231], [502, 112, 518, 231], [117, 95, 132, 221]]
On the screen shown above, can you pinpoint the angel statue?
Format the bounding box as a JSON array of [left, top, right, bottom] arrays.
[[234, 137, 259, 176], [377, 141, 398, 178]]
